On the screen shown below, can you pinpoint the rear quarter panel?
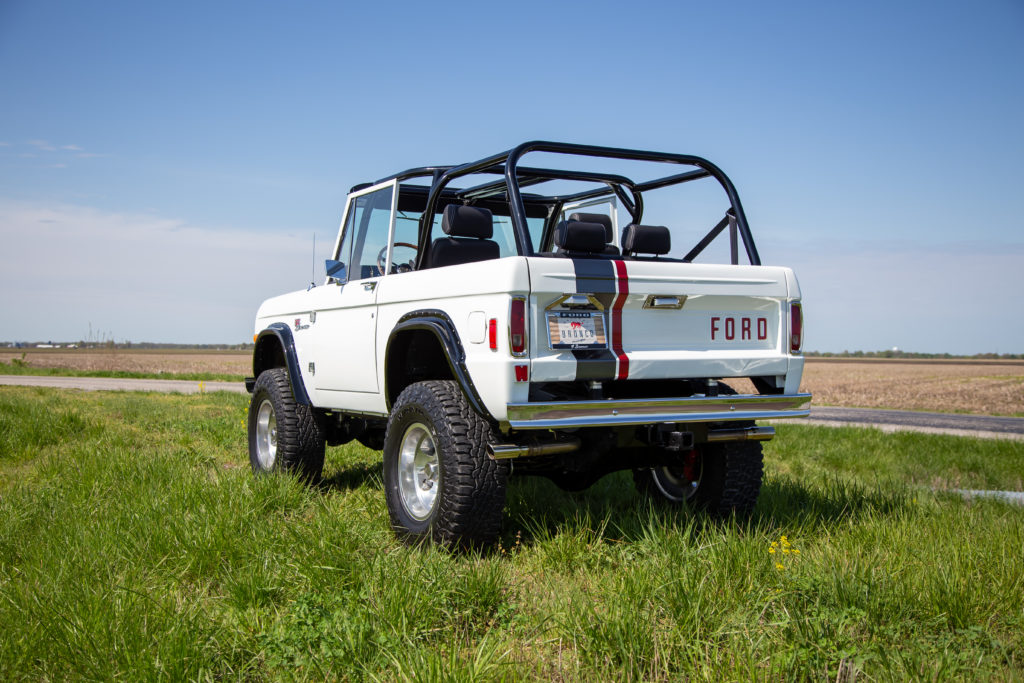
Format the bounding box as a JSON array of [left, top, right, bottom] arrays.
[[375, 257, 532, 421]]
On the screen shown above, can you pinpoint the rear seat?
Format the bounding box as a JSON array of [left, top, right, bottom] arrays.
[[428, 205, 500, 268], [568, 212, 619, 255], [621, 224, 671, 260], [552, 219, 611, 258]]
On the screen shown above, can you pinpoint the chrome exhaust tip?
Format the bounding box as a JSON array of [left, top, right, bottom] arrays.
[[706, 426, 775, 443], [487, 438, 582, 460]]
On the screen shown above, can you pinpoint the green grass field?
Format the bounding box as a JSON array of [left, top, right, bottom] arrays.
[[1, 388, 1022, 680]]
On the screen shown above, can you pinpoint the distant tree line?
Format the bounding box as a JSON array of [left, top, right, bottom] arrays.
[[117, 342, 256, 350], [3, 341, 255, 350], [806, 350, 1023, 360], [3, 341, 1017, 359]]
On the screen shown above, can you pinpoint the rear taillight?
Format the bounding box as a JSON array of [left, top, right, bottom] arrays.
[[509, 297, 527, 356], [790, 302, 803, 353]]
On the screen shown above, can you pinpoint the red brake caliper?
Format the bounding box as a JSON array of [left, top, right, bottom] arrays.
[[681, 448, 699, 483]]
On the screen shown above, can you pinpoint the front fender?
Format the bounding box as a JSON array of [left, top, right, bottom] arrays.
[[252, 322, 311, 405]]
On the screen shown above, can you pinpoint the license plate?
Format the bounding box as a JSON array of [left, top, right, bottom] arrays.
[[547, 311, 607, 350]]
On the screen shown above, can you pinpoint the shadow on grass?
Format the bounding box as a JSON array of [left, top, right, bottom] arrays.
[[319, 461, 383, 493], [500, 472, 910, 547], [751, 476, 909, 529], [312, 453, 910, 550]]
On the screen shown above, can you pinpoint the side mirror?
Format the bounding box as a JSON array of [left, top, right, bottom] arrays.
[[325, 259, 346, 283]]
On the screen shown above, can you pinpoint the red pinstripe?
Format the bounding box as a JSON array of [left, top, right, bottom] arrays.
[[612, 259, 629, 379]]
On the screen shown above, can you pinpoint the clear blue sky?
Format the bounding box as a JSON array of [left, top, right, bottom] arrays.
[[1, 0, 1022, 352]]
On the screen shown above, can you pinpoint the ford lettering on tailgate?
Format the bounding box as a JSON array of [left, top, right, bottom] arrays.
[[710, 315, 769, 342]]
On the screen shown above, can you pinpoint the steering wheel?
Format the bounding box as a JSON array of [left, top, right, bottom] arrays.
[[376, 242, 419, 275]]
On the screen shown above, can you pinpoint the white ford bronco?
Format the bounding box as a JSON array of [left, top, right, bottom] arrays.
[[246, 142, 811, 548]]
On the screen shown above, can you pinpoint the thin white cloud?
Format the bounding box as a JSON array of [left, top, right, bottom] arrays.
[[772, 238, 1024, 354], [22, 140, 91, 154], [0, 201, 319, 343], [5, 141, 105, 168], [0, 200, 1019, 351]]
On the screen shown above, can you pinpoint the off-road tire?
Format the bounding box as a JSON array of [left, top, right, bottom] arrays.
[[383, 380, 509, 549], [633, 440, 764, 516], [248, 367, 325, 483], [633, 382, 763, 516]]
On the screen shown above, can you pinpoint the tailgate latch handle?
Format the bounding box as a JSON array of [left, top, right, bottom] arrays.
[[643, 295, 686, 310]]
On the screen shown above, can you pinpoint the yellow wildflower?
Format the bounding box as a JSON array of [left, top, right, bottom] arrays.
[[775, 563, 784, 570]]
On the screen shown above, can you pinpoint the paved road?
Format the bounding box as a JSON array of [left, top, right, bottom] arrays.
[[803, 406, 1024, 441], [0, 375, 247, 395], [2, 375, 1023, 441], [952, 489, 1024, 505]]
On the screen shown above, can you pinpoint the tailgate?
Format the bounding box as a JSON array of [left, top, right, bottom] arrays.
[[526, 257, 794, 382]]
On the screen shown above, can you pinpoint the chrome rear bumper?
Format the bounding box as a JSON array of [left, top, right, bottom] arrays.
[[505, 393, 812, 430]]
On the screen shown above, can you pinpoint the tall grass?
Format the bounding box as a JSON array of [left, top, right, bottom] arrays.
[[0, 387, 1021, 680]]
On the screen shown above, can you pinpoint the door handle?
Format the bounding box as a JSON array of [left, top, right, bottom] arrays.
[[363, 281, 377, 291], [643, 295, 686, 310]]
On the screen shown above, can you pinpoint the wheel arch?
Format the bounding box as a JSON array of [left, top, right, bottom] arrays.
[[384, 310, 494, 423], [251, 322, 311, 405]]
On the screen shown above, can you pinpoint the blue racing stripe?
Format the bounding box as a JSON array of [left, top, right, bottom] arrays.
[[569, 258, 617, 380]]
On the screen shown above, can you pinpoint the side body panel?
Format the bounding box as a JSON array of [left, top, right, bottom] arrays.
[[254, 257, 533, 420]]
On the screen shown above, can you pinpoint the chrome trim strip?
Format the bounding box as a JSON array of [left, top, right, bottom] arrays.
[[505, 393, 811, 429]]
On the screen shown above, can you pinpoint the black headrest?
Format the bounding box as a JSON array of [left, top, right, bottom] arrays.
[[568, 212, 613, 243], [622, 224, 671, 256], [430, 236, 500, 268], [442, 205, 493, 239], [555, 220, 607, 253]]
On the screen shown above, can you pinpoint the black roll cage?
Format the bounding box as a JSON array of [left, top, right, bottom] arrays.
[[362, 141, 761, 269]]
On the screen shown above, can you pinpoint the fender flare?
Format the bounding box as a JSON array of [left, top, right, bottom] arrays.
[[251, 322, 311, 405], [385, 309, 495, 423]]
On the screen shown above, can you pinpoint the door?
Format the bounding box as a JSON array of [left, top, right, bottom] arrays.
[[308, 181, 396, 395]]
